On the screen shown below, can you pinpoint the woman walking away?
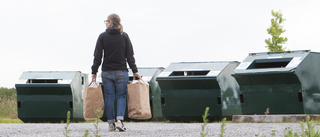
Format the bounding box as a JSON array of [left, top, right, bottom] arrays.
[[91, 13, 141, 132]]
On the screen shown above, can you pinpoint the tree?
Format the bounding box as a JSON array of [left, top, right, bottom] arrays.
[[265, 10, 288, 52]]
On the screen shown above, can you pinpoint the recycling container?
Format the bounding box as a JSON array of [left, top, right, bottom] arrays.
[[156, 61, 241, 121], [15, 71, 88, 122], [233, 50, 320, 115], [98, 67, 164, 121]]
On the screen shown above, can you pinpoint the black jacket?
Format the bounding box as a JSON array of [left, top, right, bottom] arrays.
[[91, 26, 138, 74]]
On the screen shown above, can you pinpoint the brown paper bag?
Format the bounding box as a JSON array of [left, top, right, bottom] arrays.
[[83, 81, 104, 120], [127, 80, 152, 120]]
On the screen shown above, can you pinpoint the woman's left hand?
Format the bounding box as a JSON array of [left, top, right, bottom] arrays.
[[133, 73, 141, 80]]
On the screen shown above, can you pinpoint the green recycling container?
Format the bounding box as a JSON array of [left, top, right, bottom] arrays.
[[99, 67, 164, 121], [156, 62, 241, 121], [233, 50, 320, 115], [15, 71, 88, 122]]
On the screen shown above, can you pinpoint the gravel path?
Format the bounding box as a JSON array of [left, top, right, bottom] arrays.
[[0, 122, 319, 137]]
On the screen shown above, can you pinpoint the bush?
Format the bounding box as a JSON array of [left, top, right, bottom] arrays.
[[0, 87, 16, 97]]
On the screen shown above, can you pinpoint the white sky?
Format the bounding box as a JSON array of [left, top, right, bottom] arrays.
[[1, 0, 320, 88]]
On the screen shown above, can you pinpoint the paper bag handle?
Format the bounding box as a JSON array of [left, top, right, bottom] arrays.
[[88, 81, 100, 87], [131, 79, 146, 84]]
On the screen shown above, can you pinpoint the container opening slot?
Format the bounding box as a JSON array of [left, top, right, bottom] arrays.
[[69, 102, 73, 108], [240, 94, 244, 103], [298, 92, 303, 102], [27, 79, 58, 83], [187, 71, 210, 76], [217, 96, 221, 104], [247, 58, 293, 69], [169, 71, 184, 76], [169, 71, 210, 76], [150, 99, 153, 107], [161, 97, 165, 106], [18, 102, 21, 108], [81, 77, 84, 85]]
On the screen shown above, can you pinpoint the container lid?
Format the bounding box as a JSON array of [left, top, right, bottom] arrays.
[[157, 61, 238, 78], [234, 50, 310, 75], [16, 71, 80, 84]]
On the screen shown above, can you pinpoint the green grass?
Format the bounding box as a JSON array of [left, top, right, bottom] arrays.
[[0, 87, 18, 120], [220, 118, 226, 137], [200, 107, 209, 137], [93, 110, 102, 137], [64, 111, 71, 137], [0, 117, 23, 123], [63, 110, 103, 137]]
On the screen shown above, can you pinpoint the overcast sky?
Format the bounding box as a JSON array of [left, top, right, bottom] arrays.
[[1, 0, 320, 88]]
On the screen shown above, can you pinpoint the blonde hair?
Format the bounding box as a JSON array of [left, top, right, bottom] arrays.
[[108, 13, 123, 34]]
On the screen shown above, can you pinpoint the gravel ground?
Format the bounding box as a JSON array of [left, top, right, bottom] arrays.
[[0, 122, 319, 137]]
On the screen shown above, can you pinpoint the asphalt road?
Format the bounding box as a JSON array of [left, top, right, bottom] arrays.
[[0, 122, 319, 137]]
